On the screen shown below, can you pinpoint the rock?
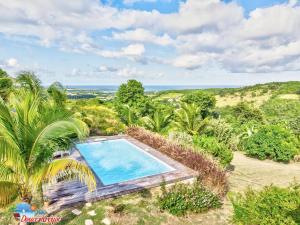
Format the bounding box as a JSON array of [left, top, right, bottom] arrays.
[[101, 218, 111, 225], [71, 209, 81, 215], [87, 210, 96, 216], [85, 219, 93, 225], [85, 202, 92, 208]]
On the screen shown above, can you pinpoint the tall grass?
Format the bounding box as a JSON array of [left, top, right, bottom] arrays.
[[126, 126, 228, 195]]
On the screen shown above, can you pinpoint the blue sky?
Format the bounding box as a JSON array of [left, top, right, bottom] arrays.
[[0, 0, 299, 85]]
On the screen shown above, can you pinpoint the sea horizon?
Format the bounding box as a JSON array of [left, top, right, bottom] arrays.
[[66, 85, 241, 92]]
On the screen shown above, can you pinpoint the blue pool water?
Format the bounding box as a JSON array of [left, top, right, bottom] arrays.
[[76, 139, 174, 185]]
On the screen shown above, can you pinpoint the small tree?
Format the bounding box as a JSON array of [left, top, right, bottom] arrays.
[[182, 91, 216, 118], [115, 80, 151, 121]]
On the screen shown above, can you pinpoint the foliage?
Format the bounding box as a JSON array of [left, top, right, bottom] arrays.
[[168, 131, 193, 146], [0, 68, 13, 101], [204, 118, 234, 144], [0, 91, 96, 206], [47, 82, 67, 107], [74, 105, 125, 135], [115, 80, 152, 118], [174, 103, 207, 135], [117, 104, 139, 126], [182, 91, 216, 118], [158, 181, 221, 216], [232, 102, 264, 124], [193, 136, 233, 167], [126, 126, 228, 195], [230, 184, 300, 225], [241, 125, 299, 162], [262, 98, 300, 135], [142, 110, 172, 133], [16, 71, 42, 94]]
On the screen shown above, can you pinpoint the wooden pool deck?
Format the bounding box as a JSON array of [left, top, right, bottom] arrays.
[[44, 135, 198, 214]]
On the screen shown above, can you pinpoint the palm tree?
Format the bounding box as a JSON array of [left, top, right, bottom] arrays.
[[174, 103, 207, 136], [120, 105, 138, 126], [47, 82, 67, 107], [0, 91, 96, 206], [16, 71, 42, 95], [142, 110, 172, 133], [0, 69, 13, 101]]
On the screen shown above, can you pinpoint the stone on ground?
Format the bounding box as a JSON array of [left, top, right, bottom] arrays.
[[71, 209, 81, 215], [88, 210, 96, 216], [85, 219, 93, 225], [85, 202, 92, 208], [101, 218, 111, 225]]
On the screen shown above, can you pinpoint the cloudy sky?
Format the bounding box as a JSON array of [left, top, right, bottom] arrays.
[[0, 0, 300, 85]]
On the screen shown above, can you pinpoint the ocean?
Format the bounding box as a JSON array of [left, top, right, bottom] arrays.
[[66, 85, 240, 93]]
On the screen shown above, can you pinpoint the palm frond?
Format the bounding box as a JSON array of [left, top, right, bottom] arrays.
[[31, 159, 96, 192], [0, 181, 19, 206], [28, 118, 88, 168]]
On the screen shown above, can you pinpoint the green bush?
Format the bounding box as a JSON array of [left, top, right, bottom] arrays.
[[182, 91, 216, 118], [230, 184, 300, 225], [242, 125, 299, 162], [193, 135, 233, 166], [158, 182, 221, 216], [233, 102, 264, 124]]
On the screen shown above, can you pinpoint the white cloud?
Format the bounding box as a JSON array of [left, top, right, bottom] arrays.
[[6, 58, 19, 68], [97, 44, 145, 60], [123, 0, 171, 5], [1, 0, 300, 73], [111, 29, 174, 46], [117, 65, 144, 77]]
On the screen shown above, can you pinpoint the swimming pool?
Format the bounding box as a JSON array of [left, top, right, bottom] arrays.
[[76, 139, 174, 185]]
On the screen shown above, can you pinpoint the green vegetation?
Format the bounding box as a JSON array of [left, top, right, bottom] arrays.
[[0, 68, 13, 101], [142, 110, 172, 133], [182, 91, 216, 118], [230, 184, 300, 225], [174, 103, 207, 135], [0, 67, 299, 224], [0, 71, 96, 207], [193, 136, 233, 167], [241, 125, 299, 162], [73, 105, 125, 135], [158, 181, 221, 216]]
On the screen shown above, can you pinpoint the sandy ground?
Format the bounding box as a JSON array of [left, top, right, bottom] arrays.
[[193, 151, 300, 225]]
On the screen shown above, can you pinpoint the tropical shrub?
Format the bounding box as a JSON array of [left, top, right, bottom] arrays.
[[142, 110, 172, 133], [168, 131, 193, 146], [241, 125, 299, 162], [126, 126, 228, 195], [193, 136, 233, 167], [204, 118, 234, 144], [174, 103, 207, 135], [182, 91, 216, 118], [158, 182, 221, 216], [262, 98, 300, 122], [230, 184, 300, 225], [75, 105, 125, 135], [232, 102, 264, 124]]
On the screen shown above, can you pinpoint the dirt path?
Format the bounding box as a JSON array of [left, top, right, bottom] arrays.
[[194, 152, 300, 225]]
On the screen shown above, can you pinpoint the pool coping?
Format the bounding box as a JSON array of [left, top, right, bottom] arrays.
[[44, 135, 198, 214]]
